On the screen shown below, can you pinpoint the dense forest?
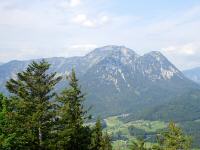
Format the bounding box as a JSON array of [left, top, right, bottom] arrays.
[[0, 60, 193, 149]]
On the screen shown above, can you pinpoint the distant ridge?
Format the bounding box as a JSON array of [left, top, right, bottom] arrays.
[[183, 67, 200, 84], [0, 45, 199, 121]]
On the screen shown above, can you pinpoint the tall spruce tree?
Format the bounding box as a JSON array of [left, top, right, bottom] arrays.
[[6, 60, 62, 149], [53, 84, 72, 149], [157, 122, 192, 150], [90, 118, 104, 150], [57, 69, 92, 150], [90, 118, 112, 150]]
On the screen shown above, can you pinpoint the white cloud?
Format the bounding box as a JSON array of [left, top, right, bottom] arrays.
[[69, 0, 81, 7], [162, 43, 198, 55], [161, 42, 200, 70], [73, 14, 87, 23], [0, 1, 65, 30], [0, 0, 200, 70], [100, 15, 109, 24], [70, 44, 97, 49], [0, 44, 98, 62], [57, 0, 81, 9], [72, 14, 110, 28], [0, 48, 45, 62], [63, 44, 98, 56], [72, 14, 96, 27], [58, 0, 81, 8]]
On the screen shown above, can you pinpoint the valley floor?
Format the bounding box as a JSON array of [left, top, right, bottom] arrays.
[[103, 115, 200, 150]]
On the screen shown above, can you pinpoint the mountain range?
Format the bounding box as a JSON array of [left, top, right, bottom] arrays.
[[0, 45, 200, 121]]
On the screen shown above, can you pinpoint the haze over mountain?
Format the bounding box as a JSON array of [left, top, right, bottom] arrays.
[[0, 45, 199, 121], [183, 67, 200, 84]]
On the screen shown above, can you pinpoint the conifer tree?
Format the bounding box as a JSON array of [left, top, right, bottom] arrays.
[[57, 69, 92, 150], [130, 138, 148, 150], [6, 60, 62, 149], [0, 93, 11, 149], [0, 62, 114, 150], [53, 85, 72, 149], [157, 122, 192, 150], [90, 118, 104, 150], [101, 132, 112, 150], [0, 94, 20, 149], [131, 122, 192, 150], [90, 118, 112, 150]]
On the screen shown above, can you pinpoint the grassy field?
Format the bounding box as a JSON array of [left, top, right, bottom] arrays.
[[103, 115, 168, 150]]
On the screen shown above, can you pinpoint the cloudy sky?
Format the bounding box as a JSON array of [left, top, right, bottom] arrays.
[[0, 0, 200, 70]]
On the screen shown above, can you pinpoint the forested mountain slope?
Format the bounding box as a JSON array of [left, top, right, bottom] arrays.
[[0, 45, 199, 120]]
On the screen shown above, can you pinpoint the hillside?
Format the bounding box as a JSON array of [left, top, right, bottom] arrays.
[[0, 45, 199, 121]]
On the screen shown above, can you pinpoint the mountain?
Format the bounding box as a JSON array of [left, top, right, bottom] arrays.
[[183, 67, 200, 84], [0, 45, 199, 120]]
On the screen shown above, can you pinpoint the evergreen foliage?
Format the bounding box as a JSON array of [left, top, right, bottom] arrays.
[[130, 122, 192, 150], [90, 118, 104, 150], [0, 93, 14, 149], [0, 61, 112, 149], [130, 138, 148, 150], [56, 69, 92, 150], [5, 60, 62, 149], [101, 132, 112, 150], [156, 122, 192, 150], [90, 118, 112, 150], [0, 60, 193, 150]]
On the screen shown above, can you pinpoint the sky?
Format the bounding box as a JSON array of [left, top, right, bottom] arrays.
[[0, 0, 200, 70]]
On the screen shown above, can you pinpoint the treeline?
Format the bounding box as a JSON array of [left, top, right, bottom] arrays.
[[0, 60, 193, 150], [0, 60, 112, 150]]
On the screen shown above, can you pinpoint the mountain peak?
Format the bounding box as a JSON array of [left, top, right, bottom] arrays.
[[87, 45, 139, 58], [146, 51, 164, 57], [142, 51, 167, 62], [137, 50, 184, 81], [0, 45, 197, 122], [149, 50, 162, 54], [97, 45, 128, 50], [85, 45, 140, 67]]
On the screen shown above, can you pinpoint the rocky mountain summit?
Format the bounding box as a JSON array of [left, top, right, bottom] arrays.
[[0, 45, 199, 119]]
